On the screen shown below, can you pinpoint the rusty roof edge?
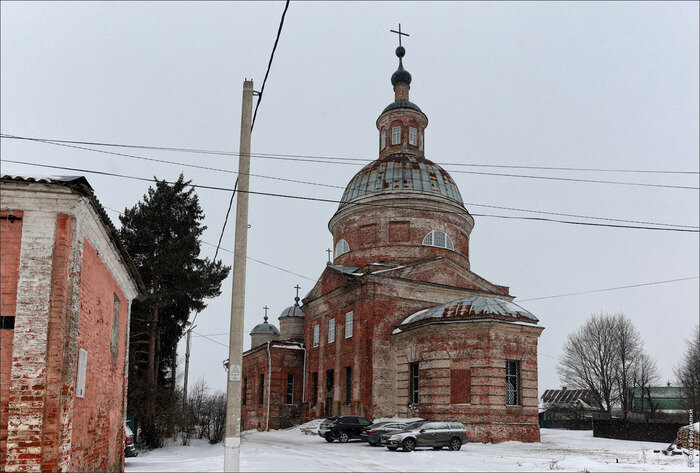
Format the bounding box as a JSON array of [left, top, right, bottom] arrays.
[[393, 316, 543, 335], [1, 175, 146, 294]]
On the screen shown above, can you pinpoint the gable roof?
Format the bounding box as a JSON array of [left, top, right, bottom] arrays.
[[541, 389, 594, 405], [1, 175, 145, 293]]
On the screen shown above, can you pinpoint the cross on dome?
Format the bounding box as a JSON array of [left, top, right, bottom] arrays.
[[263, 305, 269, 322], [390, 23, 409, 47]]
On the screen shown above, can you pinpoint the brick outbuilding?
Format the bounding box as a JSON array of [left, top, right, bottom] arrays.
[[240, 45, 544, 443], [1, 176, 143, 472]]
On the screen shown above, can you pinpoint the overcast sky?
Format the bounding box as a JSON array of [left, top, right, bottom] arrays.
[[2, 1, 698, 397]]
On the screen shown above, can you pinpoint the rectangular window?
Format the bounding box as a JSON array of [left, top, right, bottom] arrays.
[[312, 372, 318, 404], [506, 360, 520, 406], [76, 348, 88, 398], [380, 132, 386, 150], [313, 324, 319, 347], [286, 373, 295, 405], [259, 373, 265, 405], [328, 319, 335, 344], [409, 127, 417, 145], [450, 369, 471, 404], [242, 377, 247, 406], [392, 126, 401, 145], [344, 366, 352, 405], [110, 294, 121, 356], [326, 369, 334, 392], [409, 362, 419, 405], [345, 312, 353, 338], [0, 316, 15, 329]]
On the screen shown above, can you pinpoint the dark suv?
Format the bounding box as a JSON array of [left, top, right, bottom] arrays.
[[318, 415, 373, 443], [380, 420, 468, 452]]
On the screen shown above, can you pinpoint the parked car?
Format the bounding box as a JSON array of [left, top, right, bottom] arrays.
[[124, 424, 137, 457], [380, 421, 468, 452], [361, 422, 412, 446], [318, 415, 373, 443]]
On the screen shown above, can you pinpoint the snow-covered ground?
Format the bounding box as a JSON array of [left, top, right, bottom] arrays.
[[125, 428, 698, 472]]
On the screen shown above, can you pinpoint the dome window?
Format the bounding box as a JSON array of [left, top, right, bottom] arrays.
[[334, 239, 350, 258], [409, 127, 417, 146], [422, 230, 454, 251], [392, 126, 401, 145], [381, 131, 386, 150]]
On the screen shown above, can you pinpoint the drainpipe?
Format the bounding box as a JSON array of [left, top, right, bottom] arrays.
[[266, 341, 272, 431], [300, 344, 307, 404]]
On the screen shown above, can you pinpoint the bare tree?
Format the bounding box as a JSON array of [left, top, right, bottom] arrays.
[[558, 313, 620, 417], [632, 351, 660, 420], [612, 313, 642, 419], [674, 325, 700, 420]]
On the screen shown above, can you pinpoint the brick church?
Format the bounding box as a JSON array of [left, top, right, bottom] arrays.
[[241, 42, 544, 443]]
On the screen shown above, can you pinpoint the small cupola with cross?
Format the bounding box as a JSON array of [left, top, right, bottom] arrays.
[[376, 24, 429, 160], [250, 305, 280, 348], [278, 285, 305, 340]]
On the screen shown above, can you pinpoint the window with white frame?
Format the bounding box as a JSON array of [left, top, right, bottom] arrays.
[[409, 127, 417, 146], [313, 324, 320, 347], [334, 239, 350, 258], [345, 312, 353, 338], [422, 230, 454, 250], [392, 126, 401, 145], [328, 318, 335, 344], [380, 131, 386, 150]]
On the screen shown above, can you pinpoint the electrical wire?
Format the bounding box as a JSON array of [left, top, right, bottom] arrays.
[[3, 139, 698, 228], [213, 179, 238, 262], [517, 276, 699, 302], [190, 330, 229, 349], [3, 133, 698, 175], [6, 159, 700, 233], [251, 0, 290, 131]]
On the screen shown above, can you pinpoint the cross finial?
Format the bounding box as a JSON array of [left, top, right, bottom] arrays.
[[326, 248, 332, 263], [390, 23, 409, 47], [294, 284, 301, 305], [263, 305, 269, 322]]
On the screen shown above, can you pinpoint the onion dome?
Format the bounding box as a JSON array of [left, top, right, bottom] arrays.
[[250, 314, 280, 335], [391, 46, 412, 87], [400, 295, 538, 327], [339, 154, 464, 208]]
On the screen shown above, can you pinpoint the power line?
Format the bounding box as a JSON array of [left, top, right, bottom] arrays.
[[517, 276, 699, 302], [5, 159, 700, 233], [3, 139, 698, 228], [213, 179, 238, 262], [3, 133, 698, 175], [251, 0, 290, 131], [190, 330, 229, 349]]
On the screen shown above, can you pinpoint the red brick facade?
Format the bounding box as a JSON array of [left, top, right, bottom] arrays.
[[0, 178, 141, 472], [239, 51, 543, 443]]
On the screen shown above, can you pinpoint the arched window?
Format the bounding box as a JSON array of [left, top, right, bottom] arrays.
[[422, 230, 454, 250], [380, 131, 386, 150], [334, 239, 350, 258], [392, 126, 401, 145], [409, 127, 417, 146]]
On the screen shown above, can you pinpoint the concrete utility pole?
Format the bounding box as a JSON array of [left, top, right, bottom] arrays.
[[182, 326, 194, 408], [224, 79, 254, 472]]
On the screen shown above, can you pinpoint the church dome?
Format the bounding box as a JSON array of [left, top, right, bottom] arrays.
[[279, 305, 303, 317], [250, 319, 280, 335], [339, 154, 464, 209], [400, 295, 538, 327]]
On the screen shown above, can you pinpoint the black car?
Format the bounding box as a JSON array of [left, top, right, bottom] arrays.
[[124, 425, 137, 458], [361, 422, 411, 446], [318, 415, 373, 443], [380, 421, 468, 452]]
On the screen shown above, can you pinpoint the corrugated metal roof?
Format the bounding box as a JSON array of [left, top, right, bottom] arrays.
[[541, 389, 594, 404], [279, 305, 304, 318], [400, 295, 538, 326], [339, 154, 464, 209], [251, 322, 280, 335]]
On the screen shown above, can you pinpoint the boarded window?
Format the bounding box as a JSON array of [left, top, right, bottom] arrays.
[[259, 373, 265, 405], [358, 224, 377, 245], [388, 221, 410, 242], [110, 294, 121, 356], [450, 369, 471, 404], [76, 348, 88, 398]]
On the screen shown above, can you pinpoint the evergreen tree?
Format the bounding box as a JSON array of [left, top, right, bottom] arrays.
[[119, 174, 230, 447]]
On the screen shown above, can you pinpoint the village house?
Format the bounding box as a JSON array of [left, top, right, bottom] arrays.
[[241, 44, 544, 443], [1, 175, 143, 472]]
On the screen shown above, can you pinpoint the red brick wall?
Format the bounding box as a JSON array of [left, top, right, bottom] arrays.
[[69, 240, 127, 473], [0, 210, 23, 472], [241, 344, 304, 431]]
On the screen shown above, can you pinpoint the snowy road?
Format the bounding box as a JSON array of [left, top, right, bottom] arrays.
[[125, 428, 697, 472]]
